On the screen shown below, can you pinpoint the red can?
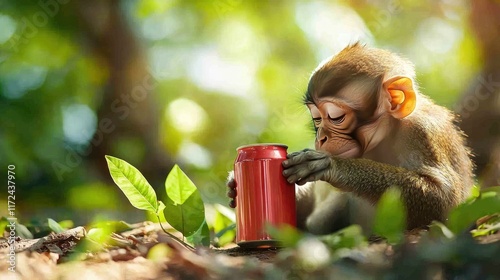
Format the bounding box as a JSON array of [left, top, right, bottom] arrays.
[[233, 143, 296, 248]]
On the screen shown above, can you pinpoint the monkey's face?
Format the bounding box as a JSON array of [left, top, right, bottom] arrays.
[[307, 101, 361, 158], [306, 79, 392, 159]]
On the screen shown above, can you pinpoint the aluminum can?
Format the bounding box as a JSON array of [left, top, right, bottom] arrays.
[[234, 143, 296, 247]]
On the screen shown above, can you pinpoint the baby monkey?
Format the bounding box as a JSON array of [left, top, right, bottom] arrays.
[[229, 43, 473, 234]]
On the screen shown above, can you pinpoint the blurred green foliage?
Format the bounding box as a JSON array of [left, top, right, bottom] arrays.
[[261, 186, 500, 279], [373, 187, 405, 244], [0, 0, 481, 224]]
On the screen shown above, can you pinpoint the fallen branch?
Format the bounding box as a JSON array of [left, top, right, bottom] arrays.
[[0, 226, 86, 255]]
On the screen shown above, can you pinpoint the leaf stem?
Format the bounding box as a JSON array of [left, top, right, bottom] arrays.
[[156, 215, 195, 251]]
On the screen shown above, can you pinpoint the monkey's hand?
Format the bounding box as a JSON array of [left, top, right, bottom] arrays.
[[282, 149, 337, 186], [226, 171, 237, 208]]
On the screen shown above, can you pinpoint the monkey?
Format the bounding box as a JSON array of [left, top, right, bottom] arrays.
[[228, 43, 474, 235]]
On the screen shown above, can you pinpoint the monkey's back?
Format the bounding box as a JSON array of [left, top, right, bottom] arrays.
[[401, 95, 474, 204]]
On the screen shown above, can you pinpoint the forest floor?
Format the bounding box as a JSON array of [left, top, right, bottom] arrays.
[[1, 221, 500, 280]]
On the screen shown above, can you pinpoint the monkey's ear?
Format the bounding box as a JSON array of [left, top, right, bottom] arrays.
[[383, 76, 417, 119]]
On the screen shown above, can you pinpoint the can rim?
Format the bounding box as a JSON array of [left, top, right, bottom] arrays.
[[236, 143, 288, 150]]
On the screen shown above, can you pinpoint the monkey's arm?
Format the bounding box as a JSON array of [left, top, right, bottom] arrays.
[[282, 149, 452, 229]]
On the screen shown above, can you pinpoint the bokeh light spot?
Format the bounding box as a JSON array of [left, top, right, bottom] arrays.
[[167, 98, 207, 134], [187, 47, 256, 97], [62, 104, 97, 145], [2, 65, 47, 99], [0, 14, 16, 44], [295, 2, 372, 61], [178, 141, 212, 169], [417, 17, 462, 54]]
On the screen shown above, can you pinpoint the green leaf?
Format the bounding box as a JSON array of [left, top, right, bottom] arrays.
[[470, 185, 480, 199], [428, 221, 454, 239], [16, 223, 33, 239], [89, 220, 132, 233], [105, 155, 159, 213], [164, 164, 198, 205], [48, 218, 65, 233], [373, 187, 406, 244], [87, 228, 109, 244], [147, 243, 172, 261], [164, 164, 205, 237], [187, 221, 211, 247], [267, 224, 303, 247], [471, 222, 500, 238], [212, 208, 236, 247], [58, 220, 74, 229], [158, 200, 166, 213], [321, 225, 367, 250], [215, 224, 236, 240], [447, 195, 500, 234], [85, 221, 132, 248], [199, 222, 211, 246], [0, 217, 8, 236]]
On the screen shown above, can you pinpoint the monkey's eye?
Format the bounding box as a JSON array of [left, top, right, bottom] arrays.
[[312, 117, 321, 126], [329, 114, 345, 124]]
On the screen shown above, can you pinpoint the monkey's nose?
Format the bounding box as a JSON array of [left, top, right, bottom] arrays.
[[318, 136, 328, 147]]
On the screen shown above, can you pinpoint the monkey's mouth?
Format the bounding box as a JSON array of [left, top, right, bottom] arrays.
[[318, 140, 362, 159], [318, 146, 361, 159]]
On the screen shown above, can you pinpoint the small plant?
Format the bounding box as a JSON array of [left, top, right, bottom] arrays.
[[105, 155, 209, 248]]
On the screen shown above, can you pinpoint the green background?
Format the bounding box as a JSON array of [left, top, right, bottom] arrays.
[[0, 0, 481, 224]]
